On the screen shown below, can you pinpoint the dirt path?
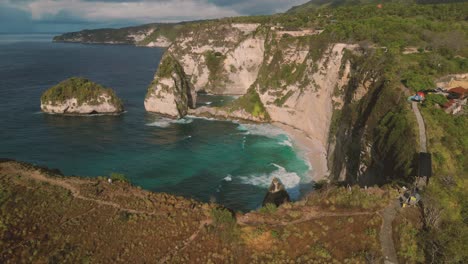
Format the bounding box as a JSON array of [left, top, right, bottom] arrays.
[[2, 162, 213, 262], [238, 208, 376, 227], [26, 169, 168, 216], [380, 200, 400, 264], [412, 101, 427, 152], [158, 219, 212, 264]]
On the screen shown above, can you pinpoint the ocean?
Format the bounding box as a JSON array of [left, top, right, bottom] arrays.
[[0, 34, 312, 211]]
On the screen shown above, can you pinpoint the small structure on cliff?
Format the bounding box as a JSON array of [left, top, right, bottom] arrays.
[[262, 177, 291, 207], [41, 77, 124, 115]]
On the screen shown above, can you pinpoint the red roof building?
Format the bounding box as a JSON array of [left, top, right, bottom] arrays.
[[448, 87, 467, 99]]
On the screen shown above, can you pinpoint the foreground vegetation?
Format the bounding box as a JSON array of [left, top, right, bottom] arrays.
[[0, 160, 396, 263]]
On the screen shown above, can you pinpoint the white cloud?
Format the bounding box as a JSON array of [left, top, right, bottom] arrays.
[[3, 0, 241, 23]]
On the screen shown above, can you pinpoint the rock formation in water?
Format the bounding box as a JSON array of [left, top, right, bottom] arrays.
[[144, 54, 196, 118], [262, 177, 291, 207], [40, 77, 124, 115]]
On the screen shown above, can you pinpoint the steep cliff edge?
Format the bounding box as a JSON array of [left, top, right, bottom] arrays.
[[147, 23, 419, 184], [168, 22, 264, 94], [147, 24, 360, 180], [144, 54, 196, 118]]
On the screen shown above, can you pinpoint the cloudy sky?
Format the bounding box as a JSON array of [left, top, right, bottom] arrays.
[[0, 0, 309, 33]]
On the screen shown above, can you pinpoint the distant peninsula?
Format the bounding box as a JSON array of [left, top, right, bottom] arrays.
[[40, 77, 124, 115]]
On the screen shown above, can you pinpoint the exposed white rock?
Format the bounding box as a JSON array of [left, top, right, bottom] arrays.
[[144, 55, 195, 118], [41, 95, 121, 115], [145, 78, 181, 117], [146, 36, 171, 47], [146, 23, 365, 181], [223, 36, 265, 94], [231, 23, 260, 34]]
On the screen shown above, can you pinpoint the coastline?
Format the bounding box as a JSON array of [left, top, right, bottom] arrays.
[[273, 122, 329, 182], [185, 112, 330, 182]]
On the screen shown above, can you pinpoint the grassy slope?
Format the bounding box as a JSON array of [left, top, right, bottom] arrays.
[[0, 160, 394, 263]]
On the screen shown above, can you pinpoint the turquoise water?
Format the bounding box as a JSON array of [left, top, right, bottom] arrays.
[[0, 35, 312, 211]]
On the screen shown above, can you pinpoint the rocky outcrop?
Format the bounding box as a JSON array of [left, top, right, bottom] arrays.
[[144, 54, 196, 118], [40, 77, 124, 115], [262, 178, 290, 207], [146, 23, 357, 178], [146, 22, 414, 184]]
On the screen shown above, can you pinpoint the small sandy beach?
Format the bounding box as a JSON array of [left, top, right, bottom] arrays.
[[273, 122, 329, 182]]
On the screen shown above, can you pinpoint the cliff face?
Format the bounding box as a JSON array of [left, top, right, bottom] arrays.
[[168, 23, 264, 94], [41, 96, 122, 115], [144, 54, 196, 118], [146, 23, 416, 184]]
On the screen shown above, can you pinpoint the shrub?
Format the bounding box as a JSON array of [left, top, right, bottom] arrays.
[[424, 94, 448, 107], [210, 207, 235, 227], [156, 55, 177, 78], [258, 203, 277, 214], [311, 243, 331, 259], [109, 173, 129, 183], [227, 88, 270, 120], [320, 186, 391, 210], [396, 220, 424, 263], [204, 50, 225, 80]]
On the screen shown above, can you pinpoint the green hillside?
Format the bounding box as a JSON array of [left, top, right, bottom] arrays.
[[287, 0, 467, 13]]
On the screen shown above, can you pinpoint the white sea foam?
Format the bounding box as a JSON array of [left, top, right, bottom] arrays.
[[239, 163, 307, 199], [224, 175, 232, 182], [236, 123, 287, 139], [173, 117, 193, 124], [279, 139, 293, 148], [146, 118, 172, 128], [186, 115, 217, 121], [147, 117, 194, 128], [205, 102, 212, 105]]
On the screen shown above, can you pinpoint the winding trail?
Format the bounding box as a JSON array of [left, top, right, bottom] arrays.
[[380, 200, 400, 264], [375, 94, 429, 264], [26, 169, 166, 216], [411, 102, 427, 152], [158, 219, 212, 264], [2, 162, 212, 263], [238, 209, 376, 227]]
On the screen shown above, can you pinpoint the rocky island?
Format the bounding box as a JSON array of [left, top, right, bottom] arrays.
[[40, 77, 124, 115]]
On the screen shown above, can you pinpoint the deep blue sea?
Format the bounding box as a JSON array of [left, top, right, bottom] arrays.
[[0, 34, 312, 211]]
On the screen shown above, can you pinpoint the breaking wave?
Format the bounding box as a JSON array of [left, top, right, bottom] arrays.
[[239, 163, 306, 199], [146, 117, 193, 127], [172, 117, 193, 124], [236, 123, 288, 139], [146, 118, 172, 128], [224, 175, 232, 182], [279, 139, 293, 148]]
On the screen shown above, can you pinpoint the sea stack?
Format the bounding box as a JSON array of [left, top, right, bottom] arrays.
[[262, 177, 291, 207], [144, 54, 196, 118], [41, 77, 124, 115]]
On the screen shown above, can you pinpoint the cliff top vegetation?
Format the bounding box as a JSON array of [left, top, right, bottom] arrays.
[[0, 160, 393, 263], [41, 77, 123, 108]]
